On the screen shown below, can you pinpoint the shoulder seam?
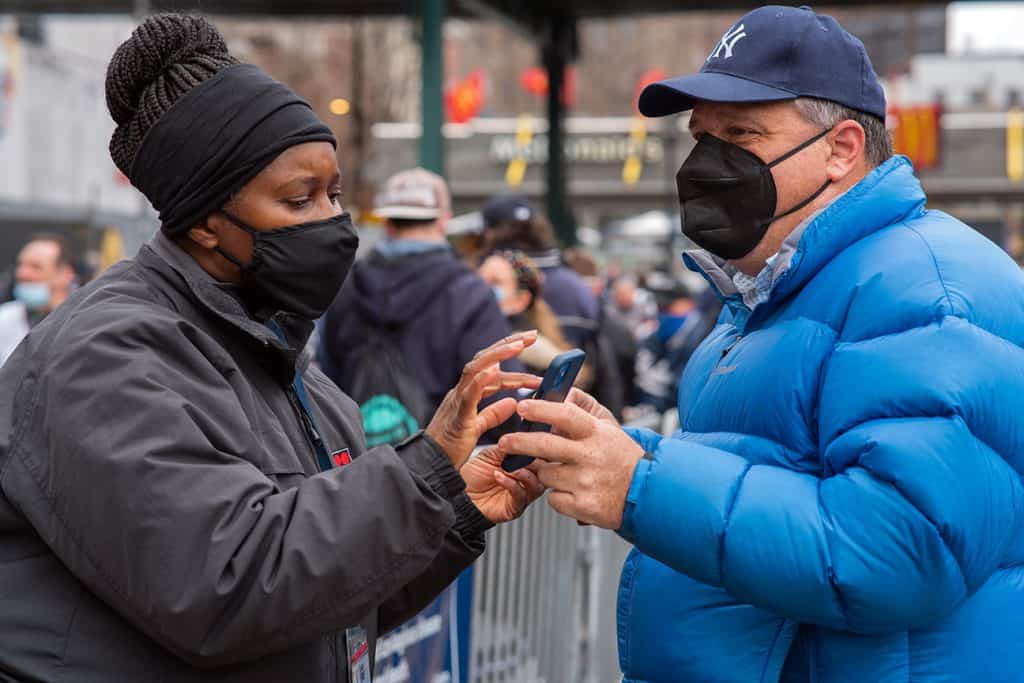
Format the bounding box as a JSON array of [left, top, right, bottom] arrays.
[[900, 222, 959, 319], [718, 462, 752, 587]]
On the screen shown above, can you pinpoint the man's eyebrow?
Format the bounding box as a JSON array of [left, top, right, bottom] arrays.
[[727, 114, 764, 129], [689, 110, 735, 131], [690, 110, 767, 134]]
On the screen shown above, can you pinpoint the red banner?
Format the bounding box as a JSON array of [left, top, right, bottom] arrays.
[[634, 68, 667, 115], [890, 105, 942, 171], [518, 66, 577, 108], [445, 70, 485, 124]]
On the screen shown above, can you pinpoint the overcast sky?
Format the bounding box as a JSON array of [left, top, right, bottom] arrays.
[[949, 2, 1024, 54]]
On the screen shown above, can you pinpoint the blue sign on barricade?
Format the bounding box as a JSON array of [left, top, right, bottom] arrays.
[[374, 567, 473, 683]]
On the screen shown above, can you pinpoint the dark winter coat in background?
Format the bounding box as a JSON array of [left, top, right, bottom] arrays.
[[320, 244, 518, 418]]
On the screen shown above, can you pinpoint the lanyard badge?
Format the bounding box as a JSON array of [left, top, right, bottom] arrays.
[[267, 321, 367, 680], [346, 625, 372, 683]]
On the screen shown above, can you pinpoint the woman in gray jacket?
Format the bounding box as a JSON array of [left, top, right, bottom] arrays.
[[0, 14, 542, 682]]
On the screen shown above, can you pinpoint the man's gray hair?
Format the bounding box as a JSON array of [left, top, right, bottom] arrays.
[[794, 97, 893, 168]]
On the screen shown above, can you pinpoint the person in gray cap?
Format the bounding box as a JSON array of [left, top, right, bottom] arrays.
[[498, 6, 1024, 682], [321, 168, 522, 445]]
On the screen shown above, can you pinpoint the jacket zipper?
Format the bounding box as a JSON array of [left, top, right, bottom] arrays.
[[720, 334, 743, 362], [699, 333, 744, 404], [286, 385, 349, 683]]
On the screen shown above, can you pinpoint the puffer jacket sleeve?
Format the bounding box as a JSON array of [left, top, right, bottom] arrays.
[[620, 315, 1024, 634], [0, 308, 484, 668]]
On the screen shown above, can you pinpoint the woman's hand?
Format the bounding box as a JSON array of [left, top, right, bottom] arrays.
[[461, 448, 546, 524], [425, 331, 541, 469]]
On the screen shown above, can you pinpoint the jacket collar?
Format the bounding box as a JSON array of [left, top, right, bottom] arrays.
[[140, 232, 312, 376], [372, 238, 449, 259], [525, 248, 562, 269], [684, 156, 927, 325]]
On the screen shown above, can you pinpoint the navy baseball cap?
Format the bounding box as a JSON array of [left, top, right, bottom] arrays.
[[639, 5, 886, 120], [482, 194, 534, 228]]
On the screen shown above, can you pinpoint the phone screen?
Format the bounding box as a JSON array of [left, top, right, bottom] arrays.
[[501, 348, 586, 472]]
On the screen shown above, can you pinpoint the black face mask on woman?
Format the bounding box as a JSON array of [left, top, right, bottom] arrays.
[[676, 128, 831, 260], [216, 210, 359, 320]]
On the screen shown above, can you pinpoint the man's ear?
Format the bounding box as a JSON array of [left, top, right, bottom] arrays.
[[57, 262, 75, 288], [435, 212, 450, 238], [825, 119, 867, 183], [186, 217, 221, 250]]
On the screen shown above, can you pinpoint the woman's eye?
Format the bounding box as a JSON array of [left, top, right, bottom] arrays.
[[286, 198, 312, 209], [329, 191, 343, 206]]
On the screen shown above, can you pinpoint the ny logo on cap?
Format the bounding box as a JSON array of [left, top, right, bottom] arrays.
[[708, 23, 747, 61]]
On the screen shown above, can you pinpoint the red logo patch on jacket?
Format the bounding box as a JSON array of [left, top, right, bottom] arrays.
[[332, 449, 352, 467]]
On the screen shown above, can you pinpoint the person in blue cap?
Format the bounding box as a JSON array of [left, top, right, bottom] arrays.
[[498, 6, 1024, 682], [480, 194, 600, 347]]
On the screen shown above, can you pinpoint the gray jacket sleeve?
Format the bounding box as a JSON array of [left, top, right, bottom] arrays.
[[378, 489, 490, 633], [377, 519, 486, 634], [1, 313, 484, 669]]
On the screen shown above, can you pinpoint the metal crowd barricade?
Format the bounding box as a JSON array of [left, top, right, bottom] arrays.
[[466, 414, 673, 683], [468, 491, 582, 683], [466, 498, 634, 683]]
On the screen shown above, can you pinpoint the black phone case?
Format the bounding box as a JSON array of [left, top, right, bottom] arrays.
[[501, 349, 586, 472]]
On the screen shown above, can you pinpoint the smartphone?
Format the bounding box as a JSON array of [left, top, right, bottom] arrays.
[[501, 348, 587, 472]]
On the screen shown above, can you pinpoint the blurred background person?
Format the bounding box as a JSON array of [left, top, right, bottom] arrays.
[[479, 194, 632, 414], [561, 246, 637, 416], [321, 168, 519, 446], [563, 246, 607, 303], [445, 210, 489, 266], [606, 273, 658, 341], [481, 194, 598, 348], [0, 233, 76, 365], [478, 250, 576, 378], [633, 275, 721, 419]]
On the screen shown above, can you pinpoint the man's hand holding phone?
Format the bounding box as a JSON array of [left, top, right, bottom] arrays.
[[498, 387, 645, 530], [501, 348, 586, 473]]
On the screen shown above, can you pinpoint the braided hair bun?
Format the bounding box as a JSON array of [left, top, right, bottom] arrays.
[[106, 13, 238, 177]]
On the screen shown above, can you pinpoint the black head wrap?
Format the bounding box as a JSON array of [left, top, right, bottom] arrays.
[[129, 63, 336, 237]]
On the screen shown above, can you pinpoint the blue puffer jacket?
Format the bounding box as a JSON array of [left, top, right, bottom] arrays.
[[617, 157, 1024, 683]]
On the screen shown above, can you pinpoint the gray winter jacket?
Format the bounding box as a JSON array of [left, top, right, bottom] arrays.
[[0, 233, 490, 682]]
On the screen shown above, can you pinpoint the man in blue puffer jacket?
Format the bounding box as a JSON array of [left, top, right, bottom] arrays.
[[498, 6, 1024, 682]]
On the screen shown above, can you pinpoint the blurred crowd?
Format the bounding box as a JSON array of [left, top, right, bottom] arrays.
[[0, 168, 721, 433], [316, 167, 722, 434]]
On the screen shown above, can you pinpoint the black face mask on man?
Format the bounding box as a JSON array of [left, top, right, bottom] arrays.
[[676, 128, 832, 260], [216, 210, 359, 320]]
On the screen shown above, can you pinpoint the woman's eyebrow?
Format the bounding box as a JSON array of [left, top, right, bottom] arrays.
[[274, 176, 319, 193]]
